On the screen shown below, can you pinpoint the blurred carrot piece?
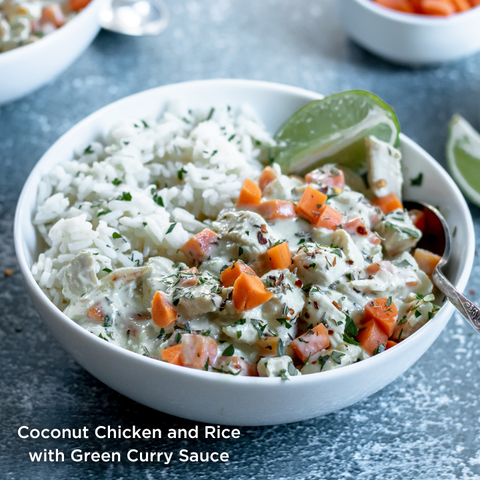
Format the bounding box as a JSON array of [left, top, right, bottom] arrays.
[[374, 0, 416, 12], [41, 5, 65, 27], [452, 0, 472, 10], [258, 166, 277, 192], [161, 345, 183, 366], [70, 0, 91, 11], [421, 0, 456, 15], [414, 248, 442, 277], [180, 228, 218, 266]]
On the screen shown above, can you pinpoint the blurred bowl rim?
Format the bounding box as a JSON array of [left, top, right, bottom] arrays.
[[354, 0, 480, 25], [0, 0, 101, 64]]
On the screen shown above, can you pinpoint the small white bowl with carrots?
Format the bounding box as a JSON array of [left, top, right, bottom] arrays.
[[14, 80, 475, 425], [0, 0, 103, 105], [336, 0, 480, 65]]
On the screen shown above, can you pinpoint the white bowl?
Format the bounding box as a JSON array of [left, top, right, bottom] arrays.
[[0, 0, 103, 105], [14, 79, 475, 426], [336, 0, 480, 65]]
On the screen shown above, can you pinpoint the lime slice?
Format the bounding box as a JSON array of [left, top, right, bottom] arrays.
[[446, 115, 480, 206], [271, 90, 400, 175]]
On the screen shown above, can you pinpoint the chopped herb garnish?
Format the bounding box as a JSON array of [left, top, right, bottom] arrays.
[[239, 246, 244, 256], [331, 351, 345, 364], [206, 108, 215, 120], [277, 318, 292, 329], [175, 332, 181, 344], [229, 318, 246, 327], [166, 222, 177, 234], [177, 167, 187, 181], [102, 268, 112, 273], [386, 296, 392, 307], [84, 145, 94, 154], [223, 344, 235, 356], [373, 343, 386, 355], [410, 173, 423, 186], [119, 192, 132, 201], [103, 315, 112, 328], [112, 178, 122, 186], [112, 232, 122, 239], [343, 333, 360, 346], [414, 310, 422, 318], [279, 369, 289, 381], [318, 355, 329, 370], [205, 358, 210, 371], [97, 210, 111, 217], [344, 315, 358, 337], [384, 221, 420, 239], [141, 120, 149, 128], [277, 338, 285, 357]]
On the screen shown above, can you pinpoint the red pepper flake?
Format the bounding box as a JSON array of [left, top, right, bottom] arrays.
[[332, 301, 342, 310], [294, 279, 303, 288]]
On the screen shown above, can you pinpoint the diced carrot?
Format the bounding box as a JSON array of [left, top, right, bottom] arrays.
[[470, 0, 480, 6], [258, 166, 277, 192], [452, 0, 472, 10], [179, 267, 198, 287], [408, 209, 425, 233], [371, 193, 403, 214], [215, 356, 257, 376], [297, 185, 328, 225], [151, 291, 177, 328], [343, 217, 381, 245], [237, 178, 262, 206], [180, 228, 218, 266], [374, 0, 416, 12], [414, 248, 441, 277], [257, 200, 297, 221], [305, 166, 345, 189], [233, 272, 273, 312], [41, 5, 65, 27], [291, 324, 330, 363], [258, 337, 280, 355], [161, 344, 183, 366], [180, 334, 218, 369], [358, 319, 388, 356], [267, 242, 292, 270], [364, 297, 399, 337], [86, 303, 105, 322], [386, 340, 397, 350], [421, 0, 456, 14], [221, 262, 256, 287], [366, 260, 394, 275], [314, 204, 343, 230], [69, 0, 91, 11]]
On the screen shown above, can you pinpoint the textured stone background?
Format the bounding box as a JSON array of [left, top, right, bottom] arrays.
[[1, 0, 480, 478]]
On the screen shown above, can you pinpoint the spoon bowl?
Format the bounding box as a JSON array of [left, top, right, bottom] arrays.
[[405, 200, 480, 333], [99, 0, 169, 36]]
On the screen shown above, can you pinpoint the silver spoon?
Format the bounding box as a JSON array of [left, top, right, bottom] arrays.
[[99, 0, 169, 36], [405, 200, 480, 332]]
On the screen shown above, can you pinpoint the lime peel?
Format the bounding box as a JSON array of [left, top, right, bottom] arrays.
[[271, 90, 400, 175], [446, 115, 480, 207]]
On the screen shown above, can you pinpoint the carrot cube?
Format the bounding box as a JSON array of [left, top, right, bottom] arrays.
[[151, 291, 177, 328], [386, 340, 397, 350], [414, 248, 441, 277], [161, 344, 183, 366], [291, 324, 330, 363], [221, 262, 256, 287], [180, 228, 218, 266], [314, 204, 343, 230], [421, 0, 456, 15], [305, 166, 345, 189], [371, 193, 403, 214], [297, 185, 328, 225], [358, 319, 388, 356], [257, 200, 297, 221], [258, 337, 280, 355], [86, 304, 105, 322], [69, 0, 91, 10], [258, 166, 277, 192], [237, 178, 262, 206], [180, 334, 218, 369], [233, 272, 273, 312], [408, 209, 426, 233], [364, 297, 398, 337], [267, 242, 292, 270], [374, 0, 415, 12]]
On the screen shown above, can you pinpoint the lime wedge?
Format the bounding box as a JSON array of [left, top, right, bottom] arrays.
[[446, 115, 480, 206], [271, 90, 400, 175]]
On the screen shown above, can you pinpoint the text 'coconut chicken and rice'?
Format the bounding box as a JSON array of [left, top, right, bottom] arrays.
[[31, 100, 442, 378]]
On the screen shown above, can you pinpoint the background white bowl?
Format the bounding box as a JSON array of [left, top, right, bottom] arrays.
[[0, 0, 102, 105], [14, 79, 475, 426], [336, 0, 480, 66]]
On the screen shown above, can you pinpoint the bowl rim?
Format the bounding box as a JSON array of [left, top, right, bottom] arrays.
[[14, 78, 475, 388], [0, 0, 101, 64], [352, 0, 480, 25]]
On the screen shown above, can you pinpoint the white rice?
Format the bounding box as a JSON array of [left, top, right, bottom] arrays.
[[31, 101, 275, 309]]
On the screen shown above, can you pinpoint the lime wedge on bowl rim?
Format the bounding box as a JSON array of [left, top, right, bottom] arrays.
[[271, 90, 400, 175], [446, 115, 480, 207]]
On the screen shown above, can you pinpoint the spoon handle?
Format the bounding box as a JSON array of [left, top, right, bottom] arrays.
[[433, 268, 480, 332]]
